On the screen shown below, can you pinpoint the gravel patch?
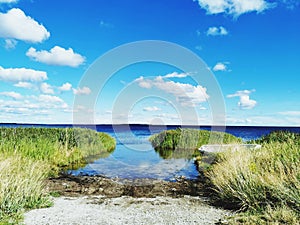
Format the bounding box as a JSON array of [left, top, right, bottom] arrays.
[[24, 196, 231, 225]]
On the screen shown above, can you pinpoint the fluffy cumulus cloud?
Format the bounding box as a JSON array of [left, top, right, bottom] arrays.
[[58, 82, 72, 91], [37, 94, 65, 105], [135, 76, 209, 107], [0, 93, 69, 119], [0, 66, 47, 82], [26, 46, 85, 67], [143, 106, 161, 112], [194, 0, 273, 16], [40, 82, 54, 94], [0, 8, 50, 43], [135, 76, 152, 89], [0, 91, 22, 100], [73, 86, 91, 95], [227, 89, 257, 109], [207, 26, 228, 36], [14, 81, 35, 89], [213, 62, 228, 71]]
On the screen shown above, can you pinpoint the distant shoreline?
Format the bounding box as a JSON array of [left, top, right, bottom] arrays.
[[0, 122, 299, 128]]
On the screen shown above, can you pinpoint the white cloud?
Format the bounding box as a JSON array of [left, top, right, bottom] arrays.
[[38, 94, 63, 104], [0, 94, 69, 119], [14, 81, 35, 89], [0, 91, 22, 99], [195, 0, 273, 17], [227, 89, 257, 109], [40, 82, 54, 94], [207, 26, 228, 36], [135, 76, 209, 107], [143, 106, 161, 112], [4, 39, 17, 49], [0, 8, 50, 43], [135, 76, 152, 89], [163, 72, 189, 78], [0, 0, 18, 3], [0, 66, 47, 82], [58, 82, 72, 91], [73, 86, 91, 95], [278, 111, 300, 116], [26, 46, 85, 67], [213, 62, 228, 71]]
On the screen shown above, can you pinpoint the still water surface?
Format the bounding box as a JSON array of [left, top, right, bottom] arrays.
[[69, 125, 300, 180], [1, 124, 299, 180]]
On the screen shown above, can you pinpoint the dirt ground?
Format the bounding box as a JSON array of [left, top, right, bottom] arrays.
[[45, 174, 209, 198]]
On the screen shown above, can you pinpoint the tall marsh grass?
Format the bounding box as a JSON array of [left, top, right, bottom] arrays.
[[0, 127, 116, 224], [149, 128, 241, 150], [207, 131, 300, 224], [0, 155, 51, 223], [0, 127, 116, 171], [149, 128, 241, 160]]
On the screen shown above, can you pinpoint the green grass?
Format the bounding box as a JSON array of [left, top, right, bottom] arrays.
[[0, 155, 52, 224], [0, 127, 116, 224], [0, 127, 116, 171], [151, 129, 300, 223], [149, 128, 241, 159], [206, 131, 300, 224]]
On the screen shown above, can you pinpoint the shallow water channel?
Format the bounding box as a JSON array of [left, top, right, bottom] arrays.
[[70, 125, 199, 181]]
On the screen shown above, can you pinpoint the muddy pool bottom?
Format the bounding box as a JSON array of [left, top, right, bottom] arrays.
[[46, 174, 210, 199]]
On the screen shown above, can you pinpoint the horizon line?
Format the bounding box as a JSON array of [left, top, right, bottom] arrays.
[[0, 122, 299, 128]]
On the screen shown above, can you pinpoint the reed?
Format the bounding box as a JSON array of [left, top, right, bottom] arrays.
[[207, 131, 300, 224], [149, 128, 241, 160], [149, 128, 242, 150], [0, 127, 116, 223], [0, 155, 51, 224], [0, 127, 116, 171]]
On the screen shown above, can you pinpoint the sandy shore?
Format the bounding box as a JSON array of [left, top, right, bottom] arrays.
[[24, 195, 231, 225]]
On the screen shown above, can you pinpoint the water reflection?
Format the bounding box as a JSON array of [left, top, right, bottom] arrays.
[[68, 147, 115, 171], [70, 127, 200, 180], [155, 147, 198, 160]]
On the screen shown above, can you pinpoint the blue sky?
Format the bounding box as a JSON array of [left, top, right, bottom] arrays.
[[0, 0, 299, 126]]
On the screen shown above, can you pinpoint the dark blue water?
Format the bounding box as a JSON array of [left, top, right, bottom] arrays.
[[1, 123, 300, 180]]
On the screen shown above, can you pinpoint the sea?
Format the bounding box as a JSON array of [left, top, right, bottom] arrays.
[[1, 124, 300, 181]]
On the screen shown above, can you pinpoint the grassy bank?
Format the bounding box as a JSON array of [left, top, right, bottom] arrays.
[[0, 127, 116, 224], [150, 129, 300, 223], [207, 131, 300, 224], [149, 128, 241, 159]]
